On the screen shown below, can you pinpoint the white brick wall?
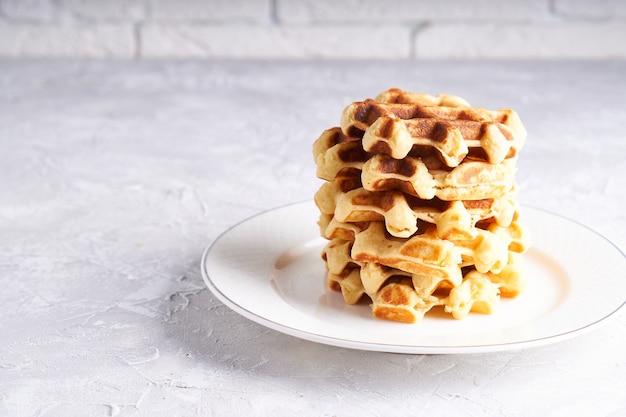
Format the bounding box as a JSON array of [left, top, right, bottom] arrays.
[[0, 0, 624, 59], [140, 24, 413, 58], [277, 0, 550, 21], [416, 20, 626, 59]]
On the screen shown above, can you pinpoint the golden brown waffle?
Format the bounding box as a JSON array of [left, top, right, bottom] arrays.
[[321, 238, 521, 322], [314, 133, 517, 201], [442, 274, 500, 319], [320, 215, 528, 273], [315, 182, 519, 239], [313, 129, 365, 183], [363, 115, 519, 167], [370, 280, 441, 323], [362, 154, 517, 201], [322, 239, 366, 304], [355, 225, 464, 282], [368, 274, 500, 322], [466, 251, 526, 297], [340, 99, 526, 166], [349, 220, 525, 276]]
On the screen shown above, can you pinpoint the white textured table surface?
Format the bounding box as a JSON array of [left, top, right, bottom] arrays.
[[1, 59, 625, 417]]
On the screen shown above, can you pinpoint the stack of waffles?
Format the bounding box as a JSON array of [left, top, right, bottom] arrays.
[[312, 88, 530, 323]]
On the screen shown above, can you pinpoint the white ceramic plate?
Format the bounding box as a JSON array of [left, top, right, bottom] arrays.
[[201, 201, 626, 354]]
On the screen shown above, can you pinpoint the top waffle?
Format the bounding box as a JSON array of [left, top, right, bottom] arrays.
[[339, 90, 526, 167]]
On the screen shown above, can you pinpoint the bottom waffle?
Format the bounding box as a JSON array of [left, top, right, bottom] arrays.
[[322, 231, 526, 323]]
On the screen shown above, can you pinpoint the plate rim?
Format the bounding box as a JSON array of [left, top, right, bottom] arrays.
[[201, 200, 626, 354]]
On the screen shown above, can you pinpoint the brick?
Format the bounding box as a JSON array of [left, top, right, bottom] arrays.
[[277, 0, 549, 22], [56, 0, 146, 20], [553, 0, 626, 18], [140, 24, 411, 59], [0, 22, 135, 57], [414, 21, 626, 59], [148, 0, 271, 21], [0, 0, 57, 22]]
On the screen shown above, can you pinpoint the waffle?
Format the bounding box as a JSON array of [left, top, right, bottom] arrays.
[[315, 182, 519, 239], [322, 239, 367, 304], [370, 274, 500, 322], [370, 280, 440, 323], [322, 238, 520, 322], [467, 251, 526, 297], [314, 131, 517, 201], [313, 129, 364, 183], [351, 220, 524, 274], [320, 213, 528, 274], [365, 155, 517, 201], [341, 99, 526, 166], [351, 221, 464, 280], [313, 88, 529, 323]]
